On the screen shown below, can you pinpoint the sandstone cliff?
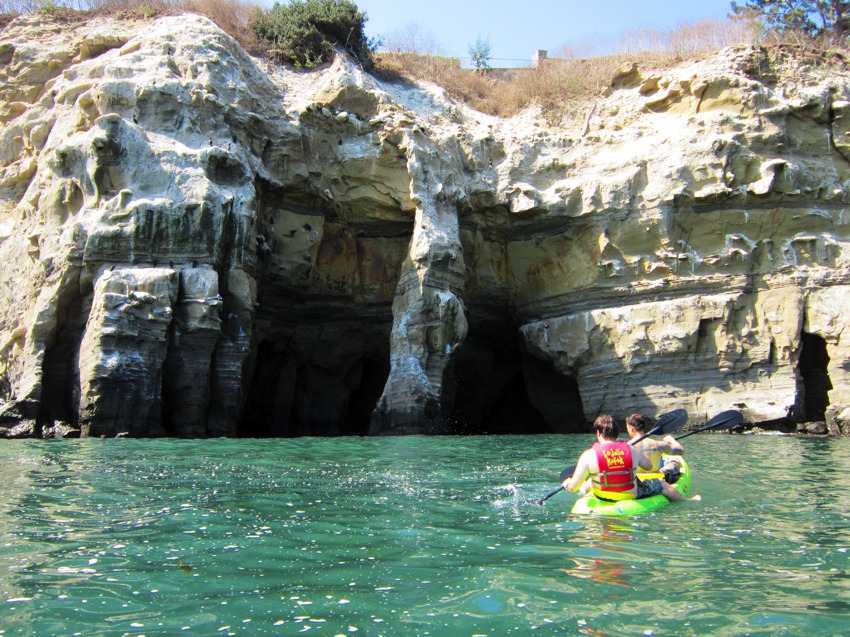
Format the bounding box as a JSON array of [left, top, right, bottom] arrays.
[[2, 13, 849, 437]]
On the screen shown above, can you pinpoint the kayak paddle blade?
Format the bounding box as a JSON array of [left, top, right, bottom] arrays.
[[653, 408, 688, 435], [559, 465, 576, 483], [704, 409, 744, 430], [675, 409, 744, 440]]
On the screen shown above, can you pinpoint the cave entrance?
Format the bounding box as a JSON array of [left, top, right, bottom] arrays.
[[443, 316, 585, 434], [238, 326, 390, 437], [798, 331, 831, 422], [38, 280, 88, 430]]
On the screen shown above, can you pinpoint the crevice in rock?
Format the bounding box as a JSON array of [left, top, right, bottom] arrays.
[[206, 150, 250, 187], [91, 118, 128, 201], [768, 338, 778, 366], [694, 318, 713, 358], [37, 273, 89, 431], [799, 331, 831, 421], [0, 43, 14, 67]]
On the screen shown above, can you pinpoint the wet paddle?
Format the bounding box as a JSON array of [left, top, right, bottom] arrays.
[[673, 409, 743, 440], [528, 409, 688, 506]]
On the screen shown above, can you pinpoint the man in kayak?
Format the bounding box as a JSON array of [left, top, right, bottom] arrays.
[[562, 415, 700, 502], [625, 413, 685, 483]]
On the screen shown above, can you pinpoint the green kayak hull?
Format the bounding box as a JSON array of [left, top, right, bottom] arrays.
[[570, 456, 691, 516]]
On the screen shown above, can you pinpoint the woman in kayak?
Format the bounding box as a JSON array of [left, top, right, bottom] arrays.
[[561, 415, 700, 502]]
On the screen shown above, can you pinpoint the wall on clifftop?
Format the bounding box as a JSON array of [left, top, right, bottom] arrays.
[[1, 14, 850, 438]]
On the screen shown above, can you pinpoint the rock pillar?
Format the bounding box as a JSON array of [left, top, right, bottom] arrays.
[[77, 267, 177, 437], [370, 137, 468, 434]]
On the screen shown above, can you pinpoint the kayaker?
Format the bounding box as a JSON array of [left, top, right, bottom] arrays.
[[562, 415, 700, 502], [626, 413, 685, 482]]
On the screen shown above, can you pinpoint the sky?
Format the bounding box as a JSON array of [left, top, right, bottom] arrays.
[[352, 0, 738, 66]]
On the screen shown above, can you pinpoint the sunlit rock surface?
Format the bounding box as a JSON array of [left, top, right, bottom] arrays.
[[1, 13, 850, 437]]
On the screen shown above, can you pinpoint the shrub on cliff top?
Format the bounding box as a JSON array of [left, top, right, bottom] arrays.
[[253, 0, 373, 69]]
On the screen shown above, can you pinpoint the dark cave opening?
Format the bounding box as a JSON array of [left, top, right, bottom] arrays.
[[238, 328, 391, 437], [235, 308, 586, 437], [38, 285, 87, 429], [443, 315, 586, 434], [798, 331, 831, 422], [39, 331, 81, 427]]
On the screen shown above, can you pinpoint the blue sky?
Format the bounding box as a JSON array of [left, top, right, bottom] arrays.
[[353, 0, 737, 65]]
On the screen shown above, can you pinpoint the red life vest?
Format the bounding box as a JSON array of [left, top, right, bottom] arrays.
[[591, 441, 637, 501]]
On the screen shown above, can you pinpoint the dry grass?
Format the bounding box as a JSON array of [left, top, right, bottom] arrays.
[[597, 17, 759, 56], [374, 53, 500, 110], [3, 3, 849, 123], [374, 17, 850, 123], [490, 54, 678, 119], [180, 0, 264, 54], [373, 17, 764, 122], [374, 50, 692, 123], [0, 0, 265, 53]]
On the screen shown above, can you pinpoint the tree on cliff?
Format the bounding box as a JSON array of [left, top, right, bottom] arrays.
[[253, 0, 375, 68], [731, 0, 850, 40], [468, 35, 491, 70]]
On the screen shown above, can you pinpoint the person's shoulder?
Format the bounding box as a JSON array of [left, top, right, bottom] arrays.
[[578, 446, 598, 464]]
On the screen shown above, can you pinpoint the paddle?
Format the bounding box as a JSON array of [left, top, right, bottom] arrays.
[[673, 409, 743, 440], [528, 409, 688, 506]]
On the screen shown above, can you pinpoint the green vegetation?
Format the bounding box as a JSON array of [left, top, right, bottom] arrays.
[[467, 35, 491, 70], [252, 0, 373, 68], [732, 0, 850, 40]]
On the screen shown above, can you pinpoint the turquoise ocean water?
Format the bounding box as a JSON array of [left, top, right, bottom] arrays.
[[1, 434, 848, 636]]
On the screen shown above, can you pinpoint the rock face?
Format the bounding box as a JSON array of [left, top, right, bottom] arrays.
[[2, 13, 850, 437]]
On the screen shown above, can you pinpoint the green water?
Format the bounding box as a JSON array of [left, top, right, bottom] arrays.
[[0, 435, 848, 637]]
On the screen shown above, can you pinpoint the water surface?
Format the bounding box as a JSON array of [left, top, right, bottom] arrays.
[[1, 435, 848, 636]]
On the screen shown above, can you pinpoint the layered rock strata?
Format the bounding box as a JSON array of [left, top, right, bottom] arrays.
[[2, 14, 850, 437]]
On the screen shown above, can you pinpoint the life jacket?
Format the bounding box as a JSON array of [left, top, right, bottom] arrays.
[[591, 441, 637, 501]]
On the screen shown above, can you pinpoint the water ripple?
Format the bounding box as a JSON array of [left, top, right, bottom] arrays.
[[1, 435, 848, 636]]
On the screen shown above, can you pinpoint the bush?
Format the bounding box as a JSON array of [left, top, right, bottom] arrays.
[[253, 0, 373, 69]]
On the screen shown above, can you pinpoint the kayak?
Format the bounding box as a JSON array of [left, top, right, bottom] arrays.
[[570, 456, 691, 516]]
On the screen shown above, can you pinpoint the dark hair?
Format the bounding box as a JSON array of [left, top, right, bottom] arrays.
[[593, 414, 619, 440], [626, 414, 647, 433]]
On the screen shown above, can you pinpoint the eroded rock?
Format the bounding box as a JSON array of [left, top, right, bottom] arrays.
[[2, 14, 850, 437]]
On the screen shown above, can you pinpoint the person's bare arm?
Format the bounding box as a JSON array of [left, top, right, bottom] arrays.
[[635, 447, 653, 471], [661, 435, 684, 455], [562, 452, 591, 492]]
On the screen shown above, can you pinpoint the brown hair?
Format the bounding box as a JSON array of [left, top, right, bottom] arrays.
[[626, 414, 647, 433], [593, 414, 619, 441]]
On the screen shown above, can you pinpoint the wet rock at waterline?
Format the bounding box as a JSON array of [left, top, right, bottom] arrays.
[[2, 14, 850, 437]]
